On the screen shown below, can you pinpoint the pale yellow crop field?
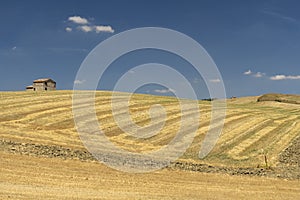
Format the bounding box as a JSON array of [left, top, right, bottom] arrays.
[[1, 91, 299, 167], [0, 91, 299, 199], [1, 151, 299, 200]]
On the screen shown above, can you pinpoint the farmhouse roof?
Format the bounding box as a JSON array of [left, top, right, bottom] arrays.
[[26, 85, 33, 89], [33, 78, 56, 83]]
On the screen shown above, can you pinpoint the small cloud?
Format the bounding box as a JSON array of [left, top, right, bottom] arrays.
[[68, 16, 89, 24], [65, 27, 72, 32], [12, 46, 17, 51], [243, 70, 252, 75], [128, 70, 135, 74], [154, 88, 175, 94], [270, 74, 300, 80], [74, 79, 86, 84], [270, 75, 286, 80], [77, 25, 93, 33], [286, 75, 300, 80], [94, 25, 114, 33], [253, 72, 265, 78], [243, 69, 265, 78], [66, 15, 114, 34], [77, 25, 114, 33], [209, 78, 221, 83]]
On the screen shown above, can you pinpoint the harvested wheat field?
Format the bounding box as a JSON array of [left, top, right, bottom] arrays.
[[0, 91, 299, 199]]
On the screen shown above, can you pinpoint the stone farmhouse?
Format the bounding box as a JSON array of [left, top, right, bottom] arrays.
[[26, 78, 56, 91]]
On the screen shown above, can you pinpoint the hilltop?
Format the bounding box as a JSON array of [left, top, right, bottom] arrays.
[[257, 93, 300, 105], [0, 91, 299, 175]]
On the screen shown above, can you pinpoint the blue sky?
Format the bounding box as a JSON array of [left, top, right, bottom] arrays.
[[1, 0, 300, 98]]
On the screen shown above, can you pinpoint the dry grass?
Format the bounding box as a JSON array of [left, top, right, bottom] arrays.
[[0, 91, 300, 199], [257, 93, 300, 104], [1, 151, 299, 200], [0, 91, 300, 166]]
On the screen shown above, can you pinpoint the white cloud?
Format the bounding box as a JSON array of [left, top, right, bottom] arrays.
[[244, 69, 264, 78], [68, 16, 89, 24], [74, 79, 86, 84], [284, 75, 300, 80], [270, 75, 300, 80], [12, 46, 17, 51], [77, 25, 114, 33], [243, 70, 252, 75], [209, 78, 221, 83], [243, 69, 300, 80], [154, 88, 175, 94], [65, 27, 72, 32], [66, 15, 114, 34], [128, 70, 135, 74], [94, 25, 114, 33], [253, 72, 265, 78], [270, 75, 286, 80], [77, 25, 93, 32]]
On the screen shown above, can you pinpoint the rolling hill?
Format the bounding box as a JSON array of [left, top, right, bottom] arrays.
[[0, 91, 299, 199]]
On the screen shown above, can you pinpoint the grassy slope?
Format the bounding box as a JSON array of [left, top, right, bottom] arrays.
[[0, 91, 300, 199], [258, 93, 300, 104], [1, 91, 299, 167]]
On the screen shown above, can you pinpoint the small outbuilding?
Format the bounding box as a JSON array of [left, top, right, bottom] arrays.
[[26, 78, 56, 91]]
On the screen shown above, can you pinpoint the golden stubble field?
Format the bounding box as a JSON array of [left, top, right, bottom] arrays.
[[1, 151, 299, 199], [0, 91, 299, 199]]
